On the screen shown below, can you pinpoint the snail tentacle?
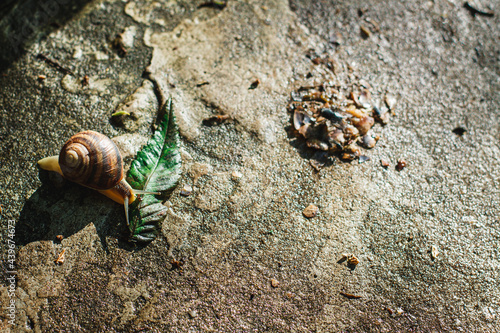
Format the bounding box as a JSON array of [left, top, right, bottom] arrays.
[[133, 189, 161, 195], [124, 196, 129, 226], [38, 155, 63, 176]]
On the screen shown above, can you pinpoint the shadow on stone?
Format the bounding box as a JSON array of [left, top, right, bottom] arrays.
[[285, 123, 336, 169], [0, 0, 92, 73], [15, 169, 132, 252]]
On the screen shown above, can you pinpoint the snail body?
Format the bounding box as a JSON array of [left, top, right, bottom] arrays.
[[38, 130, 150, 225]]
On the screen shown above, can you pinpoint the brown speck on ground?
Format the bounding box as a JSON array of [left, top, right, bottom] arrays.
[[54, 249, 66, 265], [339, 291, 362, 299], [360, 25, 372, 39], [249, 78, 260, 89], [396, 159, 407, 171]]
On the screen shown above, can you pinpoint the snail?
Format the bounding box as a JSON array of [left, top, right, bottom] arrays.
[[38, 130, 156, 225]]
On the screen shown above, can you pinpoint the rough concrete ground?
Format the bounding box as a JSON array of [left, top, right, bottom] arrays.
[[1, 0, 499, 331]]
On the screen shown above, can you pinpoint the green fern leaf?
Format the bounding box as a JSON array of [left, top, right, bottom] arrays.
[[128, 98, 181, 192], [126, 98, 181, 242]]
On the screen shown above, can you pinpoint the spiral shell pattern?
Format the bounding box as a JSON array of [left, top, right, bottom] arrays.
[[59, 131, 124, 190]]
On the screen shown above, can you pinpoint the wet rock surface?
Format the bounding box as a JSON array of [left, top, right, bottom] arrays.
[[1, 0, 499, 331]]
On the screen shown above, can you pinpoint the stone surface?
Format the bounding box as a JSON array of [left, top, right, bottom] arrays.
[[1, 0, 499, 332]]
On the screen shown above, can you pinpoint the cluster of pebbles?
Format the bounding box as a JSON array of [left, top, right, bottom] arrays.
[[288, 82, 395, 169]]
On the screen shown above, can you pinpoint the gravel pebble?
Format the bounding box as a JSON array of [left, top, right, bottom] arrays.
[[180, 184, 193, 197], [303, 204, 319, 218]]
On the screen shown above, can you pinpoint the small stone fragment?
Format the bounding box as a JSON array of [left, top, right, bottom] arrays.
[[343, 124, 360, 139], [341, 152, 357, 161], [345, 104, 367, 118], [290, 91, 302, 102], [351, 116, 374, 136], [321, 108, 344, 122], [430, 245, 439, 260], [359, 155, 370, 163], [249, 79, 260, 89], [358, 89, 372, 108], [380, 158, 390, 168], [341, 144, 361, 161], [38, 74, 46, 81], [310, 158, 324, 171], [231, 170, 243, 180], [329, 32, 343, 46], [361, 133, 377, 149], [306, 139, 329, 151], [120, 26, 137, 48], [54, 249, 65, 265], [365, 17, 381, 32], [384, 93, 397, 110], [180, 184, 193, 197], [293, 110, 311, 131], [396, 159, 407, 171], [340, 291, 362, 299], [347, 255, 360, 266], [270, 278, 279, 288], [373, 106, 389, 124], [303, 204, 319, 218], [188, 310, 198, 318], [311, 57, 322, 65], [329, 129, 345, 147], [360, 25, 372, 39], [298, 123, 312, 138]]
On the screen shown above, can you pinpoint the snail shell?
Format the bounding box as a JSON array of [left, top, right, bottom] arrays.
[[59, 131, 124, 190]]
